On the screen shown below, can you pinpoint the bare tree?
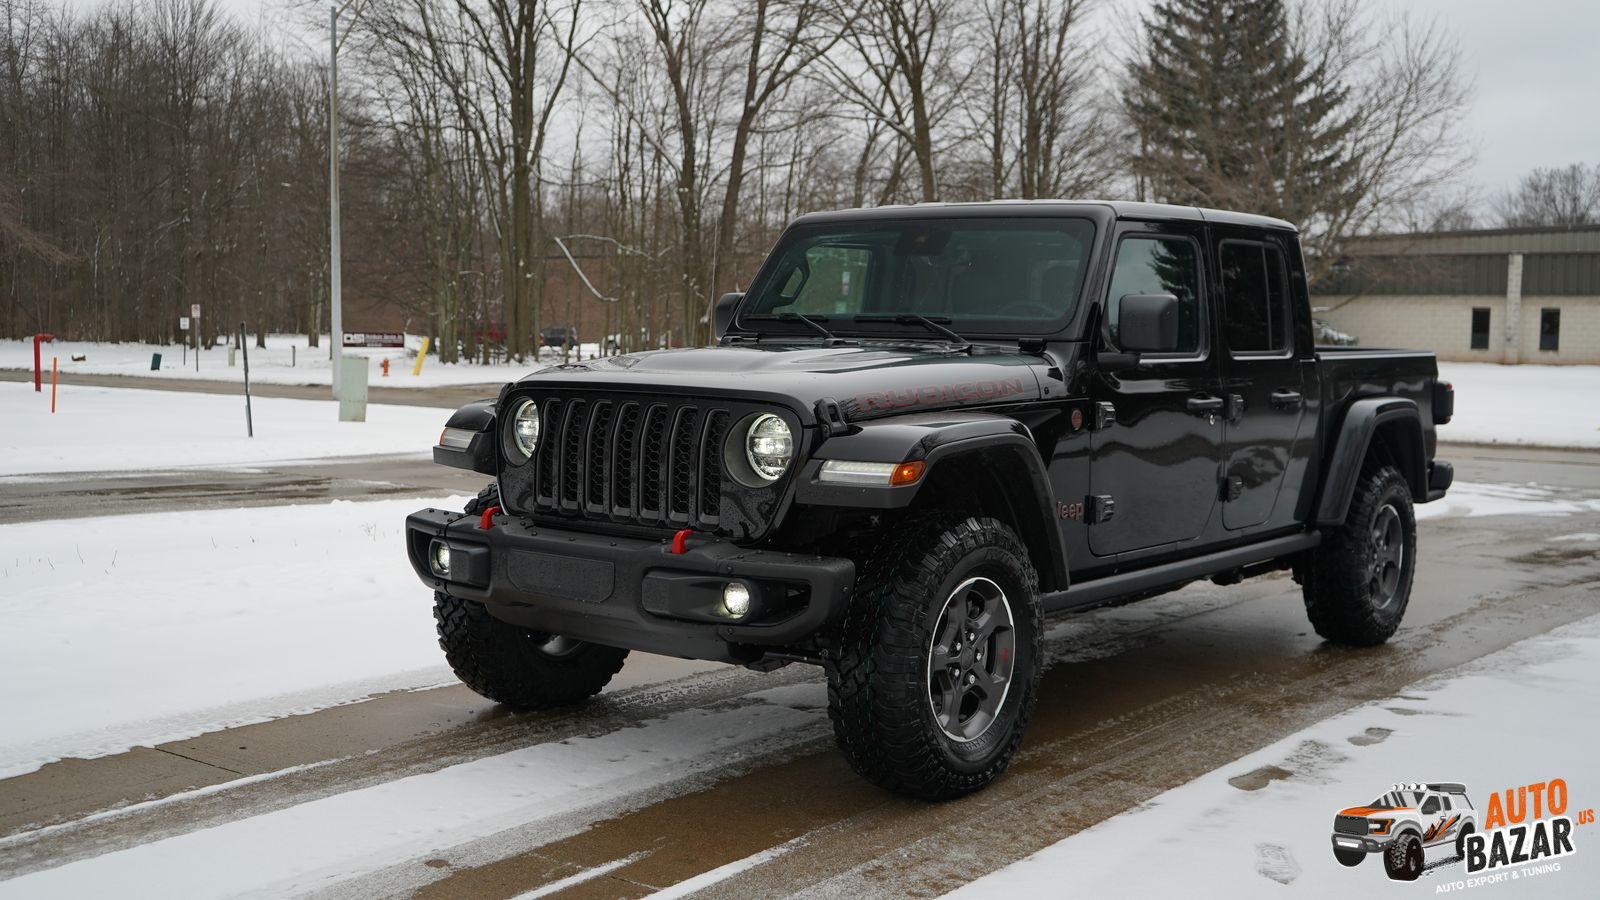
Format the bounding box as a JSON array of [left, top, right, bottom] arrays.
[[1493, 163, 1600, 227]]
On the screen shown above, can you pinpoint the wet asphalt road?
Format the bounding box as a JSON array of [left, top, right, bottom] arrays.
[[1, 379, 1598, 896]]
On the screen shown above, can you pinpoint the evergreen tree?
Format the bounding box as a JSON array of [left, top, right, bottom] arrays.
[[1124, 0, 1357, 225]]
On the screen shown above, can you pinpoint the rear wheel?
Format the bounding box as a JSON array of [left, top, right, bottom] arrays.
[[1455, 822, 1476, 860], [1301, 464, 1417, 646], [827, 516, 1042, 801], [434, 593, 628, 709]]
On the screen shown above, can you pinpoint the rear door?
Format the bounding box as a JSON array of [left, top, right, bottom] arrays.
[[1088, 221, 1224, 556], [1214, 230, 1308, 530]]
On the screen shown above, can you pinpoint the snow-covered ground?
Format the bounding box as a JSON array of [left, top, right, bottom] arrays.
[[1414, 480, 1600, 521], [0, 382, 444, 475], [0, 497, 462, 778], [0, 335, 604, 390], [947, 611, 1600, 899], [1436, 362, 1600, 448]]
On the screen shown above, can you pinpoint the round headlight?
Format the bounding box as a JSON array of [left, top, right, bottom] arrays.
[[745, 414, 792, 482], [511, 399, 540, 459]]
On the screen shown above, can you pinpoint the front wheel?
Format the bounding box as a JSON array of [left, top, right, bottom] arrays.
[[1384, 833, 1424, 881], [434, 593, 628, 709], [828, 517, 1042, 800]]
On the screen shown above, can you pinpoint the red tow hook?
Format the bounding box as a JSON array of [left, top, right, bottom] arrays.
[[478, 505, 501, 530], [671, 528, 693, 554]]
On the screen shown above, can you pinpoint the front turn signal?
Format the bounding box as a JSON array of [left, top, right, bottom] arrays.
[[890, 461, 926, 485]]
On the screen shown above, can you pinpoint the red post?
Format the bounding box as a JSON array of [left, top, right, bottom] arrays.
[[33, 333, 55, 392], [51, 357, 58, 413], [382, 358, 390, 377]]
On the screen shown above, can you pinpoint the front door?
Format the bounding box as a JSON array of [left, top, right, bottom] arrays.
[[1214, 231, 1309, 530], [1088, 222, 1223, 556]]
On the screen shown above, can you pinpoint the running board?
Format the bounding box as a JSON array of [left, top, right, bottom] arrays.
[[1042, 531, 1321, 615]]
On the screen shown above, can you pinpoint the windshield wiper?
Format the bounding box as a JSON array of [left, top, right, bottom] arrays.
[[743, 312, 843, 344], [853, 315, 972, 352]]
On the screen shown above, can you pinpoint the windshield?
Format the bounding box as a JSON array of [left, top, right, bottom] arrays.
[[741, 217, 1097, 336], [1368, 791, 1422, 808]]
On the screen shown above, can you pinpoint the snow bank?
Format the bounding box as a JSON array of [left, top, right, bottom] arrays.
[[1436, 362, 1600, 448], [947, 614, 1600, 898], [0, 497, 464, 778], [0, 382, 444, 475], [0, 335, 602, 390]]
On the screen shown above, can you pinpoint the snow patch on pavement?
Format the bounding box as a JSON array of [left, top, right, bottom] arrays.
[[0, 700, 824, 899], [1415, 481, 1600, 521], [1436, 362, 1600, 449], [0, 382, 445, 475], [945, 615, 1600, 899], [0, 497, 463, 778]]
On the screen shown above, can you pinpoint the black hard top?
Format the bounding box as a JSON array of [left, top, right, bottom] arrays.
[[790, 199, 1298, 234]]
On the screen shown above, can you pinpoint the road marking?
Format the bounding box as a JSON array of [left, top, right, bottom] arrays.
[[510, 852, 650, 899], [648, 835, 809, 898]]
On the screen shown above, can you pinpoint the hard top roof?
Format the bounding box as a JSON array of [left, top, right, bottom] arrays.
[[788, 199, 1297, 234]]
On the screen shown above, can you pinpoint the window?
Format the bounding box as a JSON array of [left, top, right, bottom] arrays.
[[1441, 797, 1453, 810], [1106, 236, 1202, 354], [782, 245, 871, 316], [1219, 241, 1291, 353], [1421, 797, 1440, 815], [743, 218, 1097, 335], [1540, 307, 1561, 351], [1470, 307, 1490, 350]]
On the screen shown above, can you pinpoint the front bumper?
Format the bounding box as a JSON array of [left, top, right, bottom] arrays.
[[1330, 833, 1391, 854], [405, 508, 855, 663]]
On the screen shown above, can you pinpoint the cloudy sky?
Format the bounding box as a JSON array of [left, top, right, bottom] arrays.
[[65, 0, 1600, 213]]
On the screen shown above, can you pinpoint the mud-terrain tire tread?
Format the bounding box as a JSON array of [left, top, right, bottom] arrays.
[[827, 516, 1042, 801], [463, 482, 499, 516], [434, 593, 627, 709], [1384, 833, 1423, 881], [1302, 464, 1416, 646]]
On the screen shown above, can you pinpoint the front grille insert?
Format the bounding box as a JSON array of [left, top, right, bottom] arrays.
[[1334, 815, 1370, 836], [518, 393, 759, 532]]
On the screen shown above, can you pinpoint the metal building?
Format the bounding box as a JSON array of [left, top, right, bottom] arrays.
[[1312, 225, 1600, 364]]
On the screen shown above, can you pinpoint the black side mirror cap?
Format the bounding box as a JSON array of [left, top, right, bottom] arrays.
[[1116, 293, 1180, 354], [714, 292, 744, 340]]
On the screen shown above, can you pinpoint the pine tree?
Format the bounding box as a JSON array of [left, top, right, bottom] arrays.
[[1124, 0, 1357, 225]]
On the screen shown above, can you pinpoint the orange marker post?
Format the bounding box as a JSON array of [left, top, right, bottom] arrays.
[[51, 356, 58, 413]]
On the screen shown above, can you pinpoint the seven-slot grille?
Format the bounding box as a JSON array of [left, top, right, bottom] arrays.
[[524, 395, 734, 530], [1334, 815, 1370, 835]]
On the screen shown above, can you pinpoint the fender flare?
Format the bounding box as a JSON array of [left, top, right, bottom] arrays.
[[1315, 397, 1427, 527], [793, 411, 1068, 590], [433, 399, 498, 475]]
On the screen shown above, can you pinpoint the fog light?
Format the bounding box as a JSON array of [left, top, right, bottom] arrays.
[[722, 582, 751, 618], [430, 542, 452, 577]]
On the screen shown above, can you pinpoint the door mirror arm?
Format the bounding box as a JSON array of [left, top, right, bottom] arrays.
[[1095, 350, 1142, 372]]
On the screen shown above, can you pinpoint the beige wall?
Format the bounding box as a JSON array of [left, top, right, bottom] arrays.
[[1312, 294, 1600, 364]]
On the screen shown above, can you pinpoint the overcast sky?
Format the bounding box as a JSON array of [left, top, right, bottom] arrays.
[[65, 0, 1600, 211]]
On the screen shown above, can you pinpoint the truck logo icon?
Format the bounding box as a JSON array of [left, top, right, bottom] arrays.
[[1331, 782, 1477, 881]]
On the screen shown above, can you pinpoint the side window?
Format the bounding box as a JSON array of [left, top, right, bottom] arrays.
[[1106, 236, 1202, 354], [1470, 307, 1490, 350], [1441, 797, 1452, 810], [1219, 241, 1290, 354], [1540, 307, 1560, 351], [1421, 797, 1440, 815], [784, 245, 872, 316]]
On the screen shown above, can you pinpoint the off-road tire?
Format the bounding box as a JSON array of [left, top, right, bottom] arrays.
[[1333, 848, 1365, 867], [827, 516, 1042, 801], [463, 482, 499, 516], [434, 593, 628, 709], [1301, 464, 1417, 646], [1384, 833, 1424, 881]]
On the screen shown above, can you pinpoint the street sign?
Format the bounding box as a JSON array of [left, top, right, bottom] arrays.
[[191, 303, 202, 319], [179, 316, 190, 331], [342, 332, 405, 348]]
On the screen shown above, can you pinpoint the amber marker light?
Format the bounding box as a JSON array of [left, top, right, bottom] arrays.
[[890, 461, 926, 485]]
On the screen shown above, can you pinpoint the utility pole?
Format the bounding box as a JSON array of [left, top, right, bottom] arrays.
[[329, 4, 344, 401]]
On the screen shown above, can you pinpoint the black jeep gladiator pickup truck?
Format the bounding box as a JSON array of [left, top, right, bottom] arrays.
[[406, 200, 1454, 799]]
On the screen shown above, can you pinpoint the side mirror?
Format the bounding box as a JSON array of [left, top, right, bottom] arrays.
[[1117, 293, 1180, 354], [713, 292, 744, 340]]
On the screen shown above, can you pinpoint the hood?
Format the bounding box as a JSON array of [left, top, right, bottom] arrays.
[[519, 342, 1050, 423], [1339, 806, 1412, 817]]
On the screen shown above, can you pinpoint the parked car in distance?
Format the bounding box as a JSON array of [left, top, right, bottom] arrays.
[[540, 325, 578, 349]]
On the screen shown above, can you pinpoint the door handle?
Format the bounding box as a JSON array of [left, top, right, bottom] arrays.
[[1270, 389, 1303, 409], [1187, 395, 1224, 415]]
